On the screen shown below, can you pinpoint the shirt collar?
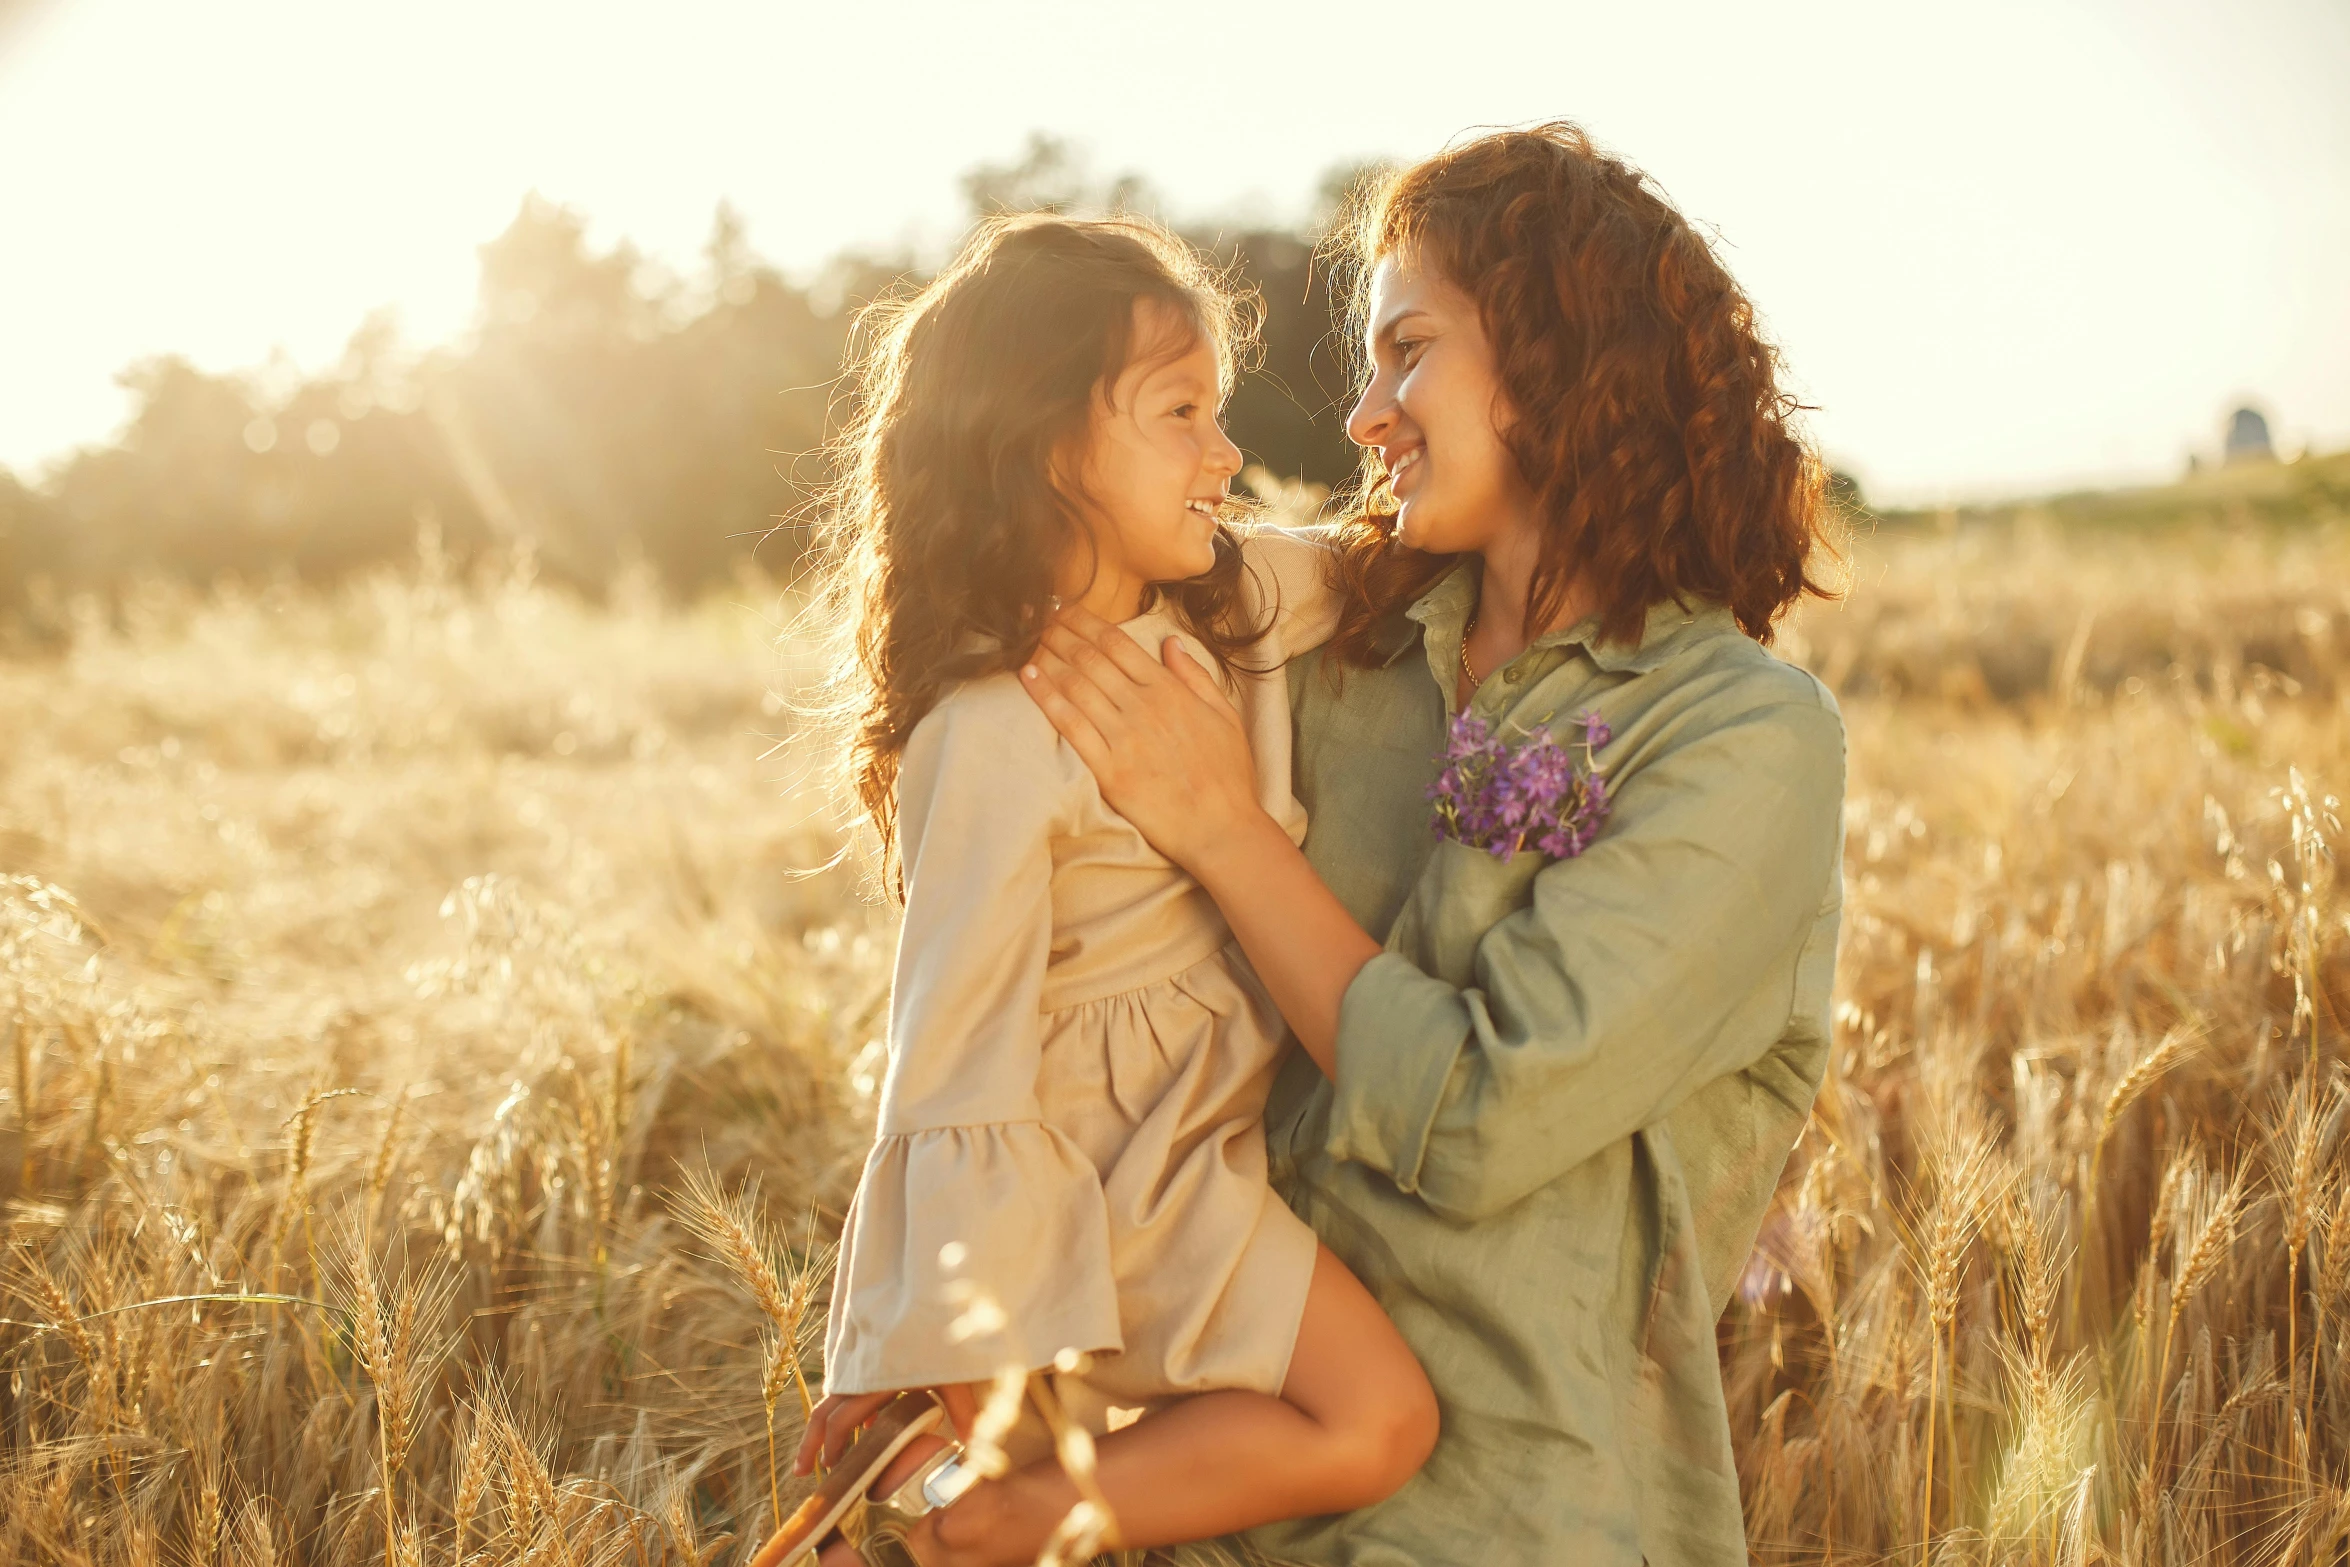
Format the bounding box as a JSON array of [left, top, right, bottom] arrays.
[[1403, 560, 1739, 676]]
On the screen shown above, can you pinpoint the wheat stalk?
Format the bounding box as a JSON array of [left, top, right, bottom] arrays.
[[672, 1164, 815, 1524], [333, 1220, 457, 1567], [2310, 1177, 2350, 1465], [2086, 1028, 2198, 1289], [2142, 1166, 2243, 1513], [365, 1092, 406, 1221], [2271, 1071, 2336, 1466], [498, 1412, 569, 1567], [11, 1018, 32, 1193], [15, 1244, 99, 1370], [1916, 1129, 2000, 1549], [233, 1499, 281, 1567], [338, 1227, 400, 1567], [270, 1086, 328, 1285], [593, 1030, 632, 1270], [190, 1459, 226, 1567], [450, 1400, 491, 1558]]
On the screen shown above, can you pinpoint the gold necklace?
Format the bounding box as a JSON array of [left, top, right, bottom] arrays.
[[1459, 609, 1481, 686]]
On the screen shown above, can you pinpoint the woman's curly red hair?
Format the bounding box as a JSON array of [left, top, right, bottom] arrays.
[[1324, 122, 1838, 662]]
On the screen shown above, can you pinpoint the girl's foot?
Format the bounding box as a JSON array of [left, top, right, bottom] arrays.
[[898, 1474, 1063, 1567], [872, 1432, 956, 1509], [801, 1433, 958, 1567], [750, 1395, 946, 1567]]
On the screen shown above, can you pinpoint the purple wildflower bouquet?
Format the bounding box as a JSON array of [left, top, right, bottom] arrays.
[[1428, 710, 1613, 862]]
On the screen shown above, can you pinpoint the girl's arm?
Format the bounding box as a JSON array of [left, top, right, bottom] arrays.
[[1020, 611, 1377, 1077], [819, 683, 1124, 1405]]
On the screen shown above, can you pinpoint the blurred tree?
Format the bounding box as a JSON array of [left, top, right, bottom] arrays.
[[22, 143, 1385, 599], [961, 132, 1157, 219], [1207, 227, 1358, 491], [1826, 468, 1868, 516], [430, 195, 846, 589], [957, 139, 1365, 493], [0, 467, 44, 616]]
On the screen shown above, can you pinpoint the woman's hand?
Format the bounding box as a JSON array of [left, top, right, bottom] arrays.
[[1019, 606, 1267, 875], [1022, 604, 1382, 1072]]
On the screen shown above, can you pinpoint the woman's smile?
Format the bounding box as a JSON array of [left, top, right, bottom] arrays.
[[1387, 446, 1426, 495]]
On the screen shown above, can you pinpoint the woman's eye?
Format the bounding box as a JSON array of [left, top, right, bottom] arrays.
[[1396, 339, 1425, 367], [1171, 403, 1198, 420]]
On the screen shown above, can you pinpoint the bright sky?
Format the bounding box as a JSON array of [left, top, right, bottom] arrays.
[[2, 0, 2345, 504]]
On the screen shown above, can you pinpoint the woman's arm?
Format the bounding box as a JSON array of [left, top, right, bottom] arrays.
[[1028, 609, 1849, 1226], [1020, 611, 1377, 1076], [1316, 701, 1846, 1221]]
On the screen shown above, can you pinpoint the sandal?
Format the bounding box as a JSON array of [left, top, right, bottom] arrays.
[[882, 1446, 977, 1516], [749, 1393, 950, 1567]]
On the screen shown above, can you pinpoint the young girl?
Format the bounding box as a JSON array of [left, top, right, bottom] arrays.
[[763, 217, 1437, 1567]]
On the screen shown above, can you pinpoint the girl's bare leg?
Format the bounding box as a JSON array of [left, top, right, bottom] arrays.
[[905, 1244, 1437, 1567]]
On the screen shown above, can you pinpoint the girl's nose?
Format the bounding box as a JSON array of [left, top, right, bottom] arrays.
[[1205, 418, 1243, 478]]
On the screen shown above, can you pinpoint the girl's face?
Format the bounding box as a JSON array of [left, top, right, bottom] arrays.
[[1064, 304, 1242, 614], [1346, 254, 1533, 556]]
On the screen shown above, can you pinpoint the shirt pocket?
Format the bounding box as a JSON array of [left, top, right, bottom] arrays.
[[1390, 836, 1550, 988]]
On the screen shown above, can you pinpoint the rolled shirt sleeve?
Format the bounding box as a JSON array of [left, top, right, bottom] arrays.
[[1325, 695, 1847, 1223]]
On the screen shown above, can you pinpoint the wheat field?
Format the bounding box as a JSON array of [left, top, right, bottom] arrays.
[[2, 497, 2346, 1564]]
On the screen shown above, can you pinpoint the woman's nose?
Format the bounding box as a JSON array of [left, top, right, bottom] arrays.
[[1347, 376, 1397, 450]]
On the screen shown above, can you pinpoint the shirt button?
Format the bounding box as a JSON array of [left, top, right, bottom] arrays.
[[1503, 665, 1523, 684]]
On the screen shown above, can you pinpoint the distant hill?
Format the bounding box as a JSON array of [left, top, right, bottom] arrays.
[[1873, 446, 2350, 532]]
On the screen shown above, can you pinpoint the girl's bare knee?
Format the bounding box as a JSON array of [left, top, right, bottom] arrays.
[[1371, 1378, 1441, 1496], [1321, 1377, 1438, 1509]]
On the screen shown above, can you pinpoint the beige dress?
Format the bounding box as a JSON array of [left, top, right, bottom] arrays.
[[823, 528, 1338, 1416]]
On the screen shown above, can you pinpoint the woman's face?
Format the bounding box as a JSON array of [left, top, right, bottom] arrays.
[[1069, 304, 1242, 606], [1346, 254, 1531, 556]]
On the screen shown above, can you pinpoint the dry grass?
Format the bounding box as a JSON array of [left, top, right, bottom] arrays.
[[1735, 506, 2350, 1562], [1, 497, 2346, 1564]]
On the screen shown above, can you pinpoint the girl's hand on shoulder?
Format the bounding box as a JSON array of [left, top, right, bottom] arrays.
[[1020, 606, 1263, 872]]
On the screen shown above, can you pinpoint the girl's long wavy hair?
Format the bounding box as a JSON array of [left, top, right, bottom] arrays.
[[1323, 122, 1839, 664], [815, 214, 1265, 889]]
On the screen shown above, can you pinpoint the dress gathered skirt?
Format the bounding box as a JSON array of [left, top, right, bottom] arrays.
[[822, 529, 1337, 1420]]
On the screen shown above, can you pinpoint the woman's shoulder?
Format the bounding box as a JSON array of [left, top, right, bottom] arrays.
[[1667, 613, 1842, 725], [1619, 619, 1845, 797]]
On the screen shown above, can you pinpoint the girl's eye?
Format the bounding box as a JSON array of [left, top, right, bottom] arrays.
[[1396, 339, 1426, 367], [1171, 403, 1198, 420]]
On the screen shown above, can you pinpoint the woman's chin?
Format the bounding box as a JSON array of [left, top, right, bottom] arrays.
[[1393, 501, 1442, 553]]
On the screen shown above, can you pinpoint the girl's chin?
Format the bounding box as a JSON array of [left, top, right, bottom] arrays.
[[1151, 550, 1220, 586]]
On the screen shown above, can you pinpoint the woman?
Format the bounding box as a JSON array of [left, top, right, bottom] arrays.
[[1017, 123, 1846, 1565]]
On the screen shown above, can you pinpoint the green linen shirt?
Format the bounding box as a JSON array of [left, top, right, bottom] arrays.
[[1245, 564, 1846, 1567]]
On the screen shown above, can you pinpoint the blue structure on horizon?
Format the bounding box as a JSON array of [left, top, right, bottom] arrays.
[[2224, 406, 2274, 464]]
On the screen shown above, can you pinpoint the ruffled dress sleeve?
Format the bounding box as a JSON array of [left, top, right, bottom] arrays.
[[822, 684, 1124, 1395]]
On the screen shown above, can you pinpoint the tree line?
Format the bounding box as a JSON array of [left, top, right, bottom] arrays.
[[0, 139, 1372, 627]]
